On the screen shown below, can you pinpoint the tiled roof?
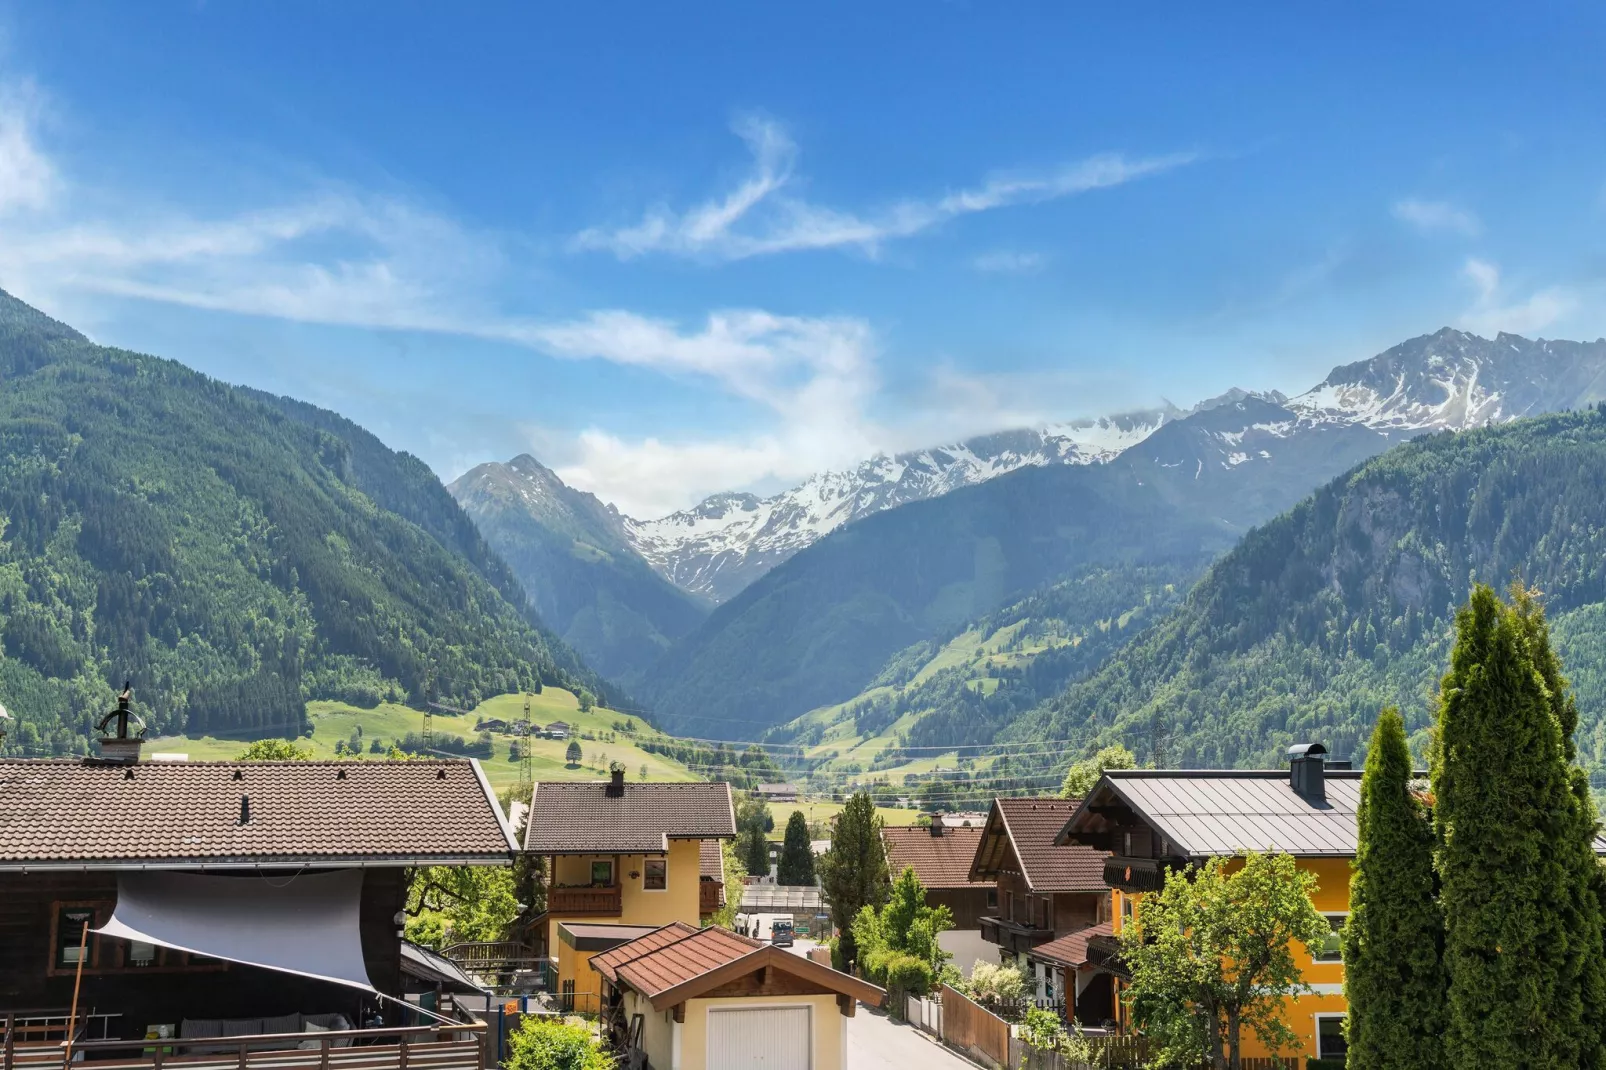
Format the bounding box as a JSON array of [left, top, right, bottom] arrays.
[[596, 925, 887, 1010], [883, 826, 988, 889], [614, 926, 763, 998], [699, 838, 723, 880], [1031, 921, 1114, 969], [524, 780, 735, 854], [0, 758, 515, 868], [971, 797, 1109, 893]]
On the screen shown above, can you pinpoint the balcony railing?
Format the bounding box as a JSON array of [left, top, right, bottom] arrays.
[[2, 1018, 485, 1070], [441, 941, 542, 973], [700, 881, 723, 915], [978, 916, 1055, 956], [1103, 855, 1170, 892], [548, 884, 622, 916]]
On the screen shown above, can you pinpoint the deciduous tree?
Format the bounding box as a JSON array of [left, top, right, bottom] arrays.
[[1060, 743, 1137, 798], [1120, 851, 1328, 1070]]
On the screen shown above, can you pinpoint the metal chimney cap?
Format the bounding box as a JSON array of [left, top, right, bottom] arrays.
[[1287, 742, 1328, 759]]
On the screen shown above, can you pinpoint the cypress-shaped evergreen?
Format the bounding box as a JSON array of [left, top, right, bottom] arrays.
[[777, 810, 817, 886], [1433, 584, 1605, 1067], [1342, 708, 1445, 1070]]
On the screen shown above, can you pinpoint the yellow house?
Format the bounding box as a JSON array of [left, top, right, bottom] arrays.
[[590, 922, 885, 1070], [524, 770, 735, 1011], [1056, 745, 1356, 1064]]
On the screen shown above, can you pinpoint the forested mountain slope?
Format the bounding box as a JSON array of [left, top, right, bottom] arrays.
[[450, 455, 708, 683], [641, 329, 1606, 742], [1003, 407, 1606, 770], [641, 460, 1236, 737], [0, 290, 602, 756]]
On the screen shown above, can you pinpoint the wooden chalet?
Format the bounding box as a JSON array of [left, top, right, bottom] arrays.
[[0, 724, 515, 1070], [881, 823, 994, 975]]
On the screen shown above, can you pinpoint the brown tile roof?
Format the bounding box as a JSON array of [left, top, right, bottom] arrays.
[[590, 922, 705, 983], [595, 925, 887, 1010], [0, 758, 515, 869], [524, 780, 735, 854], [971, 797, 1109, 893], [699, 838, 723, 880], [882, 826, 988, 889], [1030, 921, 1115, 969]]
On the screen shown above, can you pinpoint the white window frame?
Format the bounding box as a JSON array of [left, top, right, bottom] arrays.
[[1312, 911, 1348, 964], [642, 856, 669, 893], [1314, 1012, 1348, 1059]]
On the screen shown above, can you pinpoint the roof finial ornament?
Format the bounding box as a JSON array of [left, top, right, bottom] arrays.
[[95, 681, 146, 764]]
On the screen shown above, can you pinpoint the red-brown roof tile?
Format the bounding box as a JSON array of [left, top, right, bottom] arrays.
[[613, 926, 763, 998], [882, 826, 988, 890], [0, 758, 514, 868], [524, 780, 735, 854], [1031, 921, 1115, 969], [972, 797, 1109, 893], [589, 922, 702, 982]]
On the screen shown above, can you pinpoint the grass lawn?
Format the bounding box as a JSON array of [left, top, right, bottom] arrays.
[[145, 687, 699, 794]]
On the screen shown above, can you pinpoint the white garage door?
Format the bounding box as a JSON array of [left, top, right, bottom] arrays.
[[707, 1006, 811, 1070]]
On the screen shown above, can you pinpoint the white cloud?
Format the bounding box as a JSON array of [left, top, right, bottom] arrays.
[[1392, 198, 1481, 236], [0, 81, 56, 216], [572, 115, 1195, 261], [1458, 257, 1576, 335], [972, 250, 1048, 274]]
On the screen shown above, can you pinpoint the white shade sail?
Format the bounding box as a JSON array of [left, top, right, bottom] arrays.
[[95, 869, 375, 991]]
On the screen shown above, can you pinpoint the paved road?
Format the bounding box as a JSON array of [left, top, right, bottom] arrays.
[[844, 1009, 978, 1070], [783, 939, 979, 1069]]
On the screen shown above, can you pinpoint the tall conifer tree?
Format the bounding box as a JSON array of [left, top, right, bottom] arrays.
[[1433, 584, 1606, 1067], [1342, 708, 1445, 1070], [777, 810, 817, 886]]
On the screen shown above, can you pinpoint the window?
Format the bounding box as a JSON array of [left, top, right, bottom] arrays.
[[1316, 1014, 1348, 1059], [1313, 914, 1346, 963], [591, 860, 614, 886], [986, 888, 998, 910], [55, 904, 99, 970], [644, 858, 667, 891]]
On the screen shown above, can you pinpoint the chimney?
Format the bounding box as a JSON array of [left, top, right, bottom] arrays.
[[928, 814, 945, 837], [1288, 743, 1328, 801], [607, 765, 625, 797], [95, 684, 144, 764]]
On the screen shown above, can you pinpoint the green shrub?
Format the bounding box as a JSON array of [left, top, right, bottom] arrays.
[[503, 1016, 612, 1070], [879, 951, 936, 996]]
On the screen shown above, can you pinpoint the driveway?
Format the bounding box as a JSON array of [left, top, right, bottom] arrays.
[[845, 1009, 978, 1070], [783, 940, 979, 1070]]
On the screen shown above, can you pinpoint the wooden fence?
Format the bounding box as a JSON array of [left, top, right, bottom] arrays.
[[939, 985, 1011, 1069]]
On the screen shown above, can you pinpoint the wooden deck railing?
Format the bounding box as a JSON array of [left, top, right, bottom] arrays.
[[440, 941, 541, 972], [2, 1017, 484, 1070], [699, 881, 722, 914], [547, 885, 622, 915]]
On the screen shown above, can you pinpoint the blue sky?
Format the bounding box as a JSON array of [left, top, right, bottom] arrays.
[[1, 3, 1604, 516]]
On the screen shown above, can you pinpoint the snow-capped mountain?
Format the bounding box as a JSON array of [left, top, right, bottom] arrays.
[[624, 329, 1606, 602], [624, 409, 1177, 602]]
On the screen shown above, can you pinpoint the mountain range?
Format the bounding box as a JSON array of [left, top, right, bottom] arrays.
[[0, 289, 602, 757], [626, 329, 1606, 738]]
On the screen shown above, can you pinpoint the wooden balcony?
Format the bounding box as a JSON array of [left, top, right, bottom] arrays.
[[979, 916, 1055, 956], [700, 880, 723, 915], [2, 1020, 484, 1070], [548, 884, 622, 916], [1103, 855, 1171, 893]]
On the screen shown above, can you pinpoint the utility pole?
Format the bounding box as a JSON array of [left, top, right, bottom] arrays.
[[519, 695, 534, 789]]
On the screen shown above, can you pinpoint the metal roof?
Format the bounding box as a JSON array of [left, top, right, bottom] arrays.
[[1071, 770, 1363, 858], [739, 883, 825, 913]]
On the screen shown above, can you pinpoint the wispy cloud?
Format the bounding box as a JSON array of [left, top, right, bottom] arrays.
[[572, 115, 1195, 261], [1392, 198, 1481, 236], [0, 80, 55, 215], [0, 87, 894, 518], [1458, 256, 1575, 335], [972, 249, 1048, 274]]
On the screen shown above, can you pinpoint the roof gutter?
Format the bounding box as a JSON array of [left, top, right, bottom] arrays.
[[1, 855, 512, 874]]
